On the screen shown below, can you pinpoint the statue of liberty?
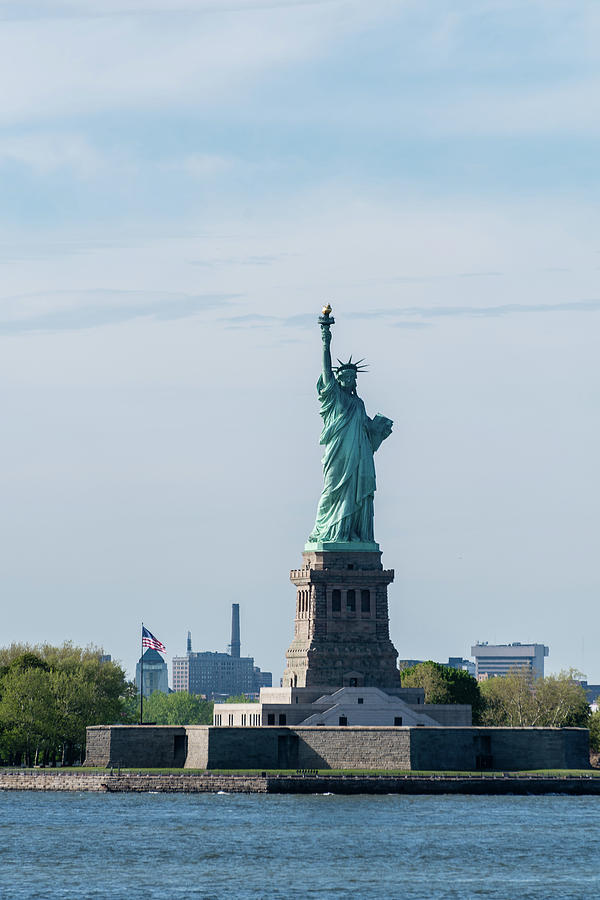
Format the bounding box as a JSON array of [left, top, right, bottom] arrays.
[[307, 305, 393, 548]]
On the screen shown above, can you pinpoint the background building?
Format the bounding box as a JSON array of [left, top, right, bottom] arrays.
[[577, 680, 600, 706], [398, 658, 476, 677], [135, 648, 169, 698], [398, 659, 425, 672], [447, 657, 476, 677], [172, 604, 272, 699], [471, 643, 549, 680]]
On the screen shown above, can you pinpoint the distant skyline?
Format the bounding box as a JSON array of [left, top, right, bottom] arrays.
[[1, 1, 598, 682]]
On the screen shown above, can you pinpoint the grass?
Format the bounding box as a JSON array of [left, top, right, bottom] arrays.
[[3, 766, 599, 777]]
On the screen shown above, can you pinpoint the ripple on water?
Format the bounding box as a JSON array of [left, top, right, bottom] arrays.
[[0, 793, 599, 899]]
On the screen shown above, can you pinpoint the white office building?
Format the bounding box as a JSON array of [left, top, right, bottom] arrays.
[[471, 642, 549, 680]]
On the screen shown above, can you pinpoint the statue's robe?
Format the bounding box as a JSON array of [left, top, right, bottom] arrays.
[[309, 375, 377, 543]]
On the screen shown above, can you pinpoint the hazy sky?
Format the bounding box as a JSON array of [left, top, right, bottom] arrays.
[[1, 0, 599, 683]]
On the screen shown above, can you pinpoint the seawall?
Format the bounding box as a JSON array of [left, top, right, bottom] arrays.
[[1, 771, 600, 795]]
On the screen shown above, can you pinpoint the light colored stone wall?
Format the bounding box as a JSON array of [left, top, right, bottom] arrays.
[[0, 773, 108, 791], [3, 771, 599, 794], [184, 727, 210, 768], [84, 726, 113, 766], [0, 772, 268, 792]]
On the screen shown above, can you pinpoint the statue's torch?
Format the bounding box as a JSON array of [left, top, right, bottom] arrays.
[[318, 303, 335, 329]]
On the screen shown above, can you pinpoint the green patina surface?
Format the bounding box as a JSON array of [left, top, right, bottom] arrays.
[[308, 308, 392, 548], [304, 540, 380, 552]]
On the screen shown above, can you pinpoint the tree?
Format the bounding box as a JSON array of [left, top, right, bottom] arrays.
[[480, 668, 590, 728], [400, 661, 485, 723], [0, 666, 55, 765], [225, 694, 258, 704], [534, 671, 590, 727], [142, 691, 213, 725], [589, 710, 600, 753], [0, 642, 134, 765]]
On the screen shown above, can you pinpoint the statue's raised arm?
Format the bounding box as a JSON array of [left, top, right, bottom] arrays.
[[307, 305, 393, 550], [319, 303, 334, 384]]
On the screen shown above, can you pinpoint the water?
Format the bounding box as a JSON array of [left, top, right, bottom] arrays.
[[0, 792, 599, 899]]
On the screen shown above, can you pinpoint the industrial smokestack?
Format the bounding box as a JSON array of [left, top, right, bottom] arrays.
[[187, 631, 192, 654], [230, 603, 240, 658]]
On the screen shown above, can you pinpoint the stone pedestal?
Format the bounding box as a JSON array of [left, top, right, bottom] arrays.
[[282, 549, 401, 691]]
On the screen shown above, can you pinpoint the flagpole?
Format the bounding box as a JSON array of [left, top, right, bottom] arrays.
[[140, 622, 144, 726]]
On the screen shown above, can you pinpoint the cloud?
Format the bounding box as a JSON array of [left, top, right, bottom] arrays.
[[188, 253, 289, 267], [0, 1, 370, 125], [220, 299, 600, 331], [0, 133, 105, 176], [361, 300, 600, 322], [0, 289, 238, 334], [0, 0, 337, 19], [175, 154, 233, 179]]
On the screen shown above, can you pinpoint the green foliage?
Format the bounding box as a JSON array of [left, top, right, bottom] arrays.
[[589, 710, 600, 753], [479, 668, 590, 728], [225, 694, 258, 704], [400, 661, 485, 723], [9, 652, 50, 672], [141, 691, 213, 725], [0, 642, 133, 766]]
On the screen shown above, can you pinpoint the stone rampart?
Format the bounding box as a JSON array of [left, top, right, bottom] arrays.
[[85, 724, 590, 771], [1, 771, 599, 794], [85, 725, 187, 768], [410, 727, 590, 771], [0, 772, 266, 792], [0, 772, 108, 791], [294, 727, 411, 769]]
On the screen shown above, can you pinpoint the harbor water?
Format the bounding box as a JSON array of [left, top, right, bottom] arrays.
[[1, 792, 599, 898]]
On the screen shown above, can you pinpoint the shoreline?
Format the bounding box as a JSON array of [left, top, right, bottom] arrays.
[[2, 771, 600, 795]]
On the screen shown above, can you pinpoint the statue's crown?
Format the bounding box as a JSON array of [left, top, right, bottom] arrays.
[[334, 355, 368, 373]]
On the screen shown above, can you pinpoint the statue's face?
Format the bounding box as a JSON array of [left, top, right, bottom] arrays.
[[336, 368, 357, 391]]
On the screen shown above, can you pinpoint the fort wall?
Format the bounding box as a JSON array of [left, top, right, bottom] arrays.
[[84, 725, 589, 771]]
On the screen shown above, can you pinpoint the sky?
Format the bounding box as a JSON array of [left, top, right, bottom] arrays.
[[1, 0, 599, 683]]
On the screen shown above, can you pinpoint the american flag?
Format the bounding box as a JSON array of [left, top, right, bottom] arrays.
[[142, 626, 166, 653]]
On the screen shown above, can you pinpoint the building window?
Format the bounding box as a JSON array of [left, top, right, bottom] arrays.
[[268, 713, 275, 725], [299, 589, 308, 615], [279, 714, 287, 725], [361, 590, 370, 614], [228, 714, 234, 726], [242, 714, 246, 726], [332, 589, 341, 613], [357, 697, 364, 705], [346, 590, 356, 612], [339, 716, 348, 726], [394, 717, 403, 726]]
